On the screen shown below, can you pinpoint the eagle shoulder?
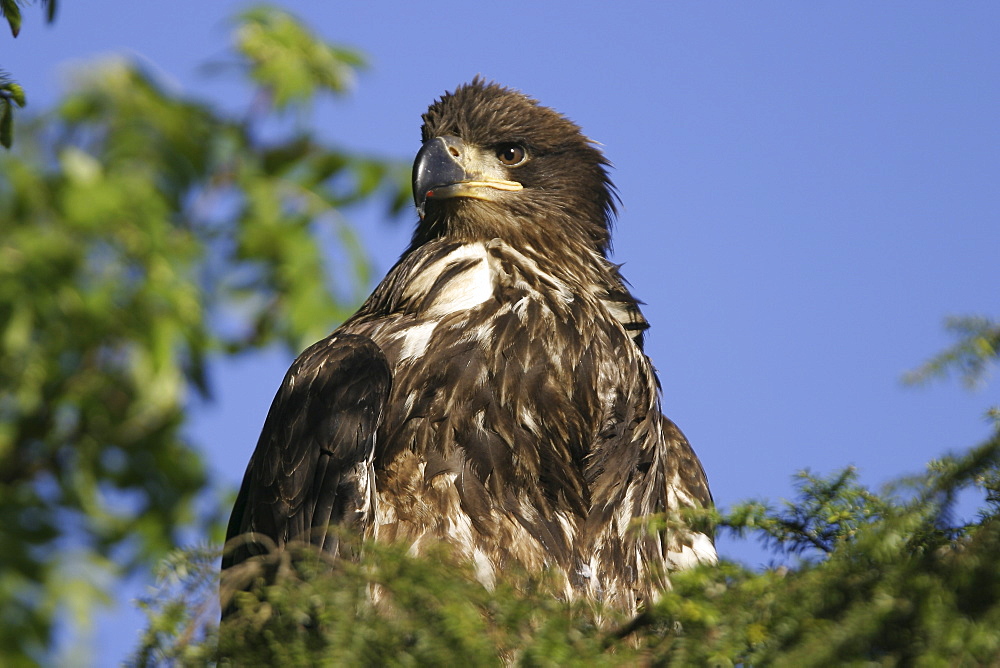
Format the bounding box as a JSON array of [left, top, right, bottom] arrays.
[[222, 333, 391, 571]]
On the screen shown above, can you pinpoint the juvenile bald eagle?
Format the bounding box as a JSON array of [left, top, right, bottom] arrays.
[[223, 78, 715, 612]]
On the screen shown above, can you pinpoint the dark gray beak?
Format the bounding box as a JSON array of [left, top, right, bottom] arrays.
[[412, 136, 468, 218]]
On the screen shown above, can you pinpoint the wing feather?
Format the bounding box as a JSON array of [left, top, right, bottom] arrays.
[[222, 333, 391, 574]]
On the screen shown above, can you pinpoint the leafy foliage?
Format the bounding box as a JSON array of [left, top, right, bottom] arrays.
[[233, 7, 366, 112], [0, 7, 407, 663], [2, 0, 56, 147], [1, 0, 57, 39], [0, 69, 26, 148], [130, 321, 1000, 666]]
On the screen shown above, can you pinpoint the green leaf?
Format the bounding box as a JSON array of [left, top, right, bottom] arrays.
[[0, 8, 405, 659], [1, 0, 22, 37], [1, 77, 27, 148], [233, 7, 368, 111], [0, 104, 11, 149], [1, 81, 26, 107]]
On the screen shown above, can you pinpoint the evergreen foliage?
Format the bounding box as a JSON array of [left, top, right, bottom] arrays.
[[130, 320, 1000, 666], [4, 4, 998, 664]]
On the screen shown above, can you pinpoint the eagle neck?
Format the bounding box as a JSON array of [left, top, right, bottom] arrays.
[[408, 217, 611, 283]]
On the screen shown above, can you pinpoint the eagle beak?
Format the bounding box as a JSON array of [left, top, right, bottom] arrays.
[[412, 136, 523, 219]]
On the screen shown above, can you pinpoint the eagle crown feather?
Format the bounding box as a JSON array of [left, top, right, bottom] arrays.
[[412, 77, 620, 259]]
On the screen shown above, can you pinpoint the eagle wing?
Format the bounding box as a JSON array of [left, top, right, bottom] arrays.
[[222, 333, 391, 574]]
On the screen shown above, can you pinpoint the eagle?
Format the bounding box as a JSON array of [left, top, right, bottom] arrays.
[[222, 78, 715, 613]]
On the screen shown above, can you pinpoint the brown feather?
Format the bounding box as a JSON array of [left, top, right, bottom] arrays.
[[224, 79, 715, 615]]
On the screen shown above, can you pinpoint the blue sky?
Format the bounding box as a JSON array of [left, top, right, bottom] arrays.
[[7, 1, 1000, 663]]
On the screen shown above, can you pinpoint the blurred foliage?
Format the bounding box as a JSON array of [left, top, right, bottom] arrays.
[[0, 6, 408, 663], [233, 7, 366, 112], [2, 0, 57, 147], [905, 315, 1000, 390], [7, 3, 999, 664], [722, 466, 893, 557], [2, 0, 57, 37], [130, 321, 1000, 666], [1, 69, 27, 148]]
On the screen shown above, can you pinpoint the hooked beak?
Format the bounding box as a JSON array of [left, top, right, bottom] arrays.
[[412, 136, 523, 218]]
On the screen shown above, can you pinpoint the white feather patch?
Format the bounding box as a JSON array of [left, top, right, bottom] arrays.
[[472, 549, 496, 589], [403, 243, 495, 317], [666, 532, 718, 570], [397, 321, 437, 360]]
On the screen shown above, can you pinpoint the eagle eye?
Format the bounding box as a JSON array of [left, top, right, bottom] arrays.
[[496, 143, 527, 166]]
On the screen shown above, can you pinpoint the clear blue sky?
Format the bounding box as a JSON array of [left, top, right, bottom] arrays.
[[7, 1, 1000, 663]]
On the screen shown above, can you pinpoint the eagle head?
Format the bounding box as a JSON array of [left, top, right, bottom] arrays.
[[411, 77, 618, 254]]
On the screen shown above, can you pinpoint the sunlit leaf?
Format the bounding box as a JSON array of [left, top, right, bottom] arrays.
[[234, 6, 367, 111], [1, 0, 22, 37], [0, 6, 407, 662], [0, 74, 26, 149]]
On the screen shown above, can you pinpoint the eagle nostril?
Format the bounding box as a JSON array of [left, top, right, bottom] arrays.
[[448, 146, 460, 158]]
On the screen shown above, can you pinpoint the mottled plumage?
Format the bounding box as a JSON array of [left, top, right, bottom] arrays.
[[223, 78, 715, 613]]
